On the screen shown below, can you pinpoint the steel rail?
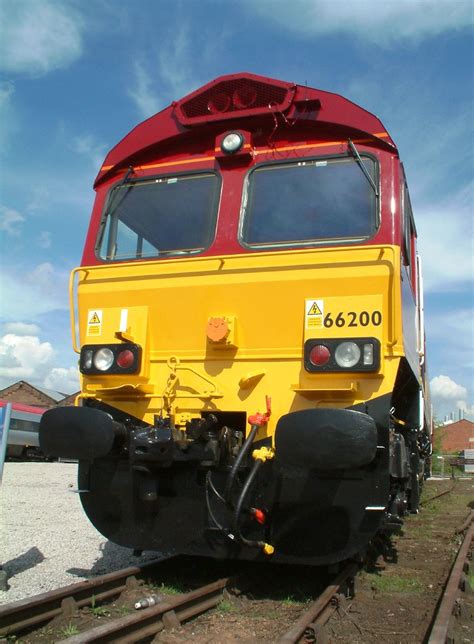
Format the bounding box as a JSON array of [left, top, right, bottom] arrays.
[[428, 521, 473, 644], [59, 576, 231, 643], [0, 558, 165, 637], [277, 562, 358, 644], [421, 482, 457, 506], [455, 509, 474, 535]]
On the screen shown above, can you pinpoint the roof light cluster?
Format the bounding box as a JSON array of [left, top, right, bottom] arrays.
[[304, 338, 380, 373], [80, 343, 141, 375]]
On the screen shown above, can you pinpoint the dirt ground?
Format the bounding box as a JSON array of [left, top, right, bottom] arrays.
[[14, 478, 474, 643]]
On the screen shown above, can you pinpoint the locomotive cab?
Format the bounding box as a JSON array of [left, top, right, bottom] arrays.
[[40, 73, 431, 565]]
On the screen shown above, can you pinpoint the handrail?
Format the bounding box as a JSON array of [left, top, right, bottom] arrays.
[[69, 267, 83, 354]]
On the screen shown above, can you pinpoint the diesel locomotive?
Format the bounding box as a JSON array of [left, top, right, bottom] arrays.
[[40, 73, 432, 565]]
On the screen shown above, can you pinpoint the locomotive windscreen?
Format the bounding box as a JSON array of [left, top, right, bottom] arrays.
[[240, 156, 378, 247], [97, 172, 220, 260]]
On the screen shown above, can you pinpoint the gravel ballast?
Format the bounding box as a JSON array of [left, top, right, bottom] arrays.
[[0, 462, 161, 605]]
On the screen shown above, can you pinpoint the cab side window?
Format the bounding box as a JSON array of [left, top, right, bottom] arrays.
[[401, 171, 417, 293]]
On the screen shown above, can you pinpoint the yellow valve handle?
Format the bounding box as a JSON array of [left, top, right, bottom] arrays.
[[252, 447, 275, 462], [262, 543, 275, 556]]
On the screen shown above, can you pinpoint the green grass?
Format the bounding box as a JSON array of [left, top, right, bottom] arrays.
[[217, 599, 237, 613], [281, 593, 310, 606], [90, 595, 110, 617], [146, 578, 184, 595], [370, 574, 424, 594], [60, 623, 80, 637]]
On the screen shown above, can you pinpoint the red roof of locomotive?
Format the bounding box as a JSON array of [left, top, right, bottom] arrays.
[[94, 72, 396, 188]]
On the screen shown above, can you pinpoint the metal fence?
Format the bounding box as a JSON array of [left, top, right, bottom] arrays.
[[431, 454, 474, 478]]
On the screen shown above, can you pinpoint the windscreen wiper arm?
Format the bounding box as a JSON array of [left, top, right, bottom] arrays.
[[347, 139, 379, 197], [104, 166, 136, 217]]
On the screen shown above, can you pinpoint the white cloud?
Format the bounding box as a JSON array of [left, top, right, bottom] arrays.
[[70, 134, 108, 172], [27, 262, 59, 293], [0, 262, 69, 320], [0, 0, 84, 76], [0, 333, 54, 380], [248, 0, 473, 46], [128, 27, 206, 119], [38, 231, 52, 249], [417, 183, 474, 292], [127, 62, 161, 119], [44, 366, 79, 393], [0, 333, 79, 394], [26, 186, 53, 215], [0, 80, 14, 105], [430, 374, 472, 422], [157, 26, 199, 102], [0, 205, 25, 235], [3, 322, 40, 336], [0, 80, 17, 151], [430, 375, 467, 401]]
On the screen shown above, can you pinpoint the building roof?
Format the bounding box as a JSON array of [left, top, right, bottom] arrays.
[[0, 380, 66, 407]]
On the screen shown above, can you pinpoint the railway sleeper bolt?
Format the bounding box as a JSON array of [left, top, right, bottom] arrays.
[[125, 574, 141, 590], [331, 592, 348, 610], [303, 623, 328, 643], [60, 596, 78, 619], [162, 609, 182, 630], [453, 598, 462, 617]]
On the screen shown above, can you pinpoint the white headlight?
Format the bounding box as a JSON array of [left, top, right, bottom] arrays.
[[334, 342, 361, 368], [221, 132, 244, 154], [93, 348, 114, 371]]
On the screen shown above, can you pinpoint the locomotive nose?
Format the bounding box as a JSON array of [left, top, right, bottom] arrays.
[[39, 407, 120, 460]]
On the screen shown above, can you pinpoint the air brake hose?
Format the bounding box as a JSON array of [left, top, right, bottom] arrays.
[[224, 423, 258, 504], [232, 458, 262, 545], [232, 459, 273, 555]]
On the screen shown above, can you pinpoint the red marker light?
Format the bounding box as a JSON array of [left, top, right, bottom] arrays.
[[116, 349, 135, 369], [309, 344, 331, 366]]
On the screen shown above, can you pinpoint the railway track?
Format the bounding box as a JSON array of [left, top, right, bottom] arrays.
[[0, 556, 231, 642], [421, 480, 458, 506], [59, 576, 231, 643], [0, 557, 166, 637], [1, 505, 471, 643], [278, 562, 358, 643], [0, 556, 359, 643], [427, 513, 473, 644]]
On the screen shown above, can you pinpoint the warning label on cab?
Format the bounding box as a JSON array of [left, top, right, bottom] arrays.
[[305, 299, 324, 329], [87, 310, 103, 336]]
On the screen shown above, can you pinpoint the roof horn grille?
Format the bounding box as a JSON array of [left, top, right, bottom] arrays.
[[174, 73, 295, 126]]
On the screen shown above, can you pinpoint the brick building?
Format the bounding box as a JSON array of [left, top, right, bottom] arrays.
[[435, 419, 474, 453], [0, 380, 78, 408]]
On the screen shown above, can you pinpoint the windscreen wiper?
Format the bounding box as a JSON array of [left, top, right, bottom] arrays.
[[104, 166, 136, 218], [347, 139, 379, 197]]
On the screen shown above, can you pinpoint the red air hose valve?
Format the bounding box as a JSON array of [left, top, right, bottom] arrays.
[[248, 396, 272, 426], [251, 508, 266, 525]]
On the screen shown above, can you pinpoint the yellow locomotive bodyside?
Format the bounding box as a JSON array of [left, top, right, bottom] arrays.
[[73, 243, 405, 440]]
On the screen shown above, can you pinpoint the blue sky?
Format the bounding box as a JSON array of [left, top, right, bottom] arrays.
[[0, 0, 472, 422]]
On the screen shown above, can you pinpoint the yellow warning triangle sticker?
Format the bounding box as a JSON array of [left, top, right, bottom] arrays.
[[89, 312, 101, 324], [308, 302, 322, 315]]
